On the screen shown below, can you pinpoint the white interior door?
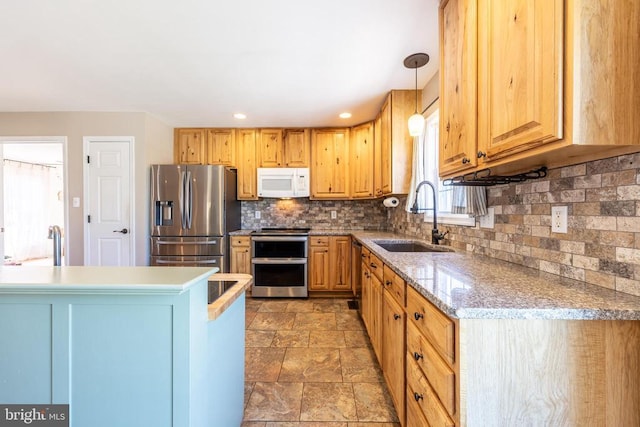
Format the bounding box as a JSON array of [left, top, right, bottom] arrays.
[[85, 138, 134, 266]]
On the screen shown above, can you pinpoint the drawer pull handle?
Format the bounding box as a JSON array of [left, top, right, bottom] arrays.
[[370, 263, 377, 269], [394, 314, 401, 320], [414, 392, 424, 402], [413, 352, 423, 361], [385, 280, 392, 287], [414, 312, 424, 321]]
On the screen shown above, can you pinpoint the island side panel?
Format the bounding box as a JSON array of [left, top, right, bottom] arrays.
[[459, 319, 640, 426], [69, 303, 174, 427], [206, 294, 246, 427], [0, 303, 52, 403]]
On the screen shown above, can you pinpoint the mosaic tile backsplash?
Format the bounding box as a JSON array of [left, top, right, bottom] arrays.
[[388, 152, 640, 297], [241, 198, 388, 231]]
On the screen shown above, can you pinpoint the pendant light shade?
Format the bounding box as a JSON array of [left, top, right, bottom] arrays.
[[403, 53, 430, 137], [408, 112, 426, 137]]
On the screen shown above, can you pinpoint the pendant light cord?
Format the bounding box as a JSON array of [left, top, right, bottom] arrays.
[[414, 61, 419, 114]]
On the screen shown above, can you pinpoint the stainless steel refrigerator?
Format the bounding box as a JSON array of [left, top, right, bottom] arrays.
[[149, 165, 240, 271]]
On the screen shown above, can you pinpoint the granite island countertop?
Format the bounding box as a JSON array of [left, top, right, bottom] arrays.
[[352, 231, 640, 321]]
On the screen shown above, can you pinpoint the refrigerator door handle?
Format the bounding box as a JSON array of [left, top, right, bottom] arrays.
[[179, 170, 186, 229], [186, 170, 193, 229]]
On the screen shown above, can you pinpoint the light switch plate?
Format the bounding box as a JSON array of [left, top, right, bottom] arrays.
[[331, 211, 337, 219], [72, 197, 80, 208], [255, 211, 261, 219]]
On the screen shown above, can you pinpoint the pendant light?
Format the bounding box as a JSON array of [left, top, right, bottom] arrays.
[[404, 53, 430, 137]]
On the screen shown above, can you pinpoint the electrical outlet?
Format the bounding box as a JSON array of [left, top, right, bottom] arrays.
[[551, 206, 568, 233], [479, 207, 495, 229], [330, 211, 337, 219], [255, 211, 261, 219]]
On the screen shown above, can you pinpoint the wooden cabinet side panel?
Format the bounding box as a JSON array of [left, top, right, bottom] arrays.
[[389, 90, 416, 194]]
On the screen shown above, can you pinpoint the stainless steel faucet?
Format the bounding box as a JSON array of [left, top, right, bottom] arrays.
[[410, 180, 448, 245], [48, 225, 62, 266]]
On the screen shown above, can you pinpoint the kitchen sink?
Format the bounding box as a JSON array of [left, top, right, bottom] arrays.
[[373, 240, 454, 253]]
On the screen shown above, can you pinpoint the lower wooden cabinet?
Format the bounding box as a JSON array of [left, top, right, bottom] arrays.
[[230, 236, 251, 274], [382, 288, 406, 425], [308, 236, 352, 292]]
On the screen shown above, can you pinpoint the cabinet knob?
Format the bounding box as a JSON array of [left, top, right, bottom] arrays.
[[394, 314, 401, 320], [413, 352, 423, 361], [370, 263, 377, 269], [462, 157, 470, 164], [414, 392, 424, 402], [414, 312, 424, 321], [385, 280, 392, 287], [477, 150, 487, 158]]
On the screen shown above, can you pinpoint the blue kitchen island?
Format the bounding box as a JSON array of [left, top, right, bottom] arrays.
[[0, 266, 251, 427]]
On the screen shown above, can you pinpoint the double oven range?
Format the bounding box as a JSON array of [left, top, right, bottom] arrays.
[[251, 228, 310, 298]]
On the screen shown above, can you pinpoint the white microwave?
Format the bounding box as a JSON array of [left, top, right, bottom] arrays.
[[257, 168, 310, 198]]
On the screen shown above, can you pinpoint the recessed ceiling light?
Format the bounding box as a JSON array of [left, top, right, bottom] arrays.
[[339, 112, 352, 119], [233, 113, 247, 120]]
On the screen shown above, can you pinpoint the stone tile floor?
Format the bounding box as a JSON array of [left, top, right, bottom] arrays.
[[242, 297, 400, 427]]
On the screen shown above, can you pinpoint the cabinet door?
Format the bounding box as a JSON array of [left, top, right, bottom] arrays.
[[382, 290, 406, 425], [361, 255, 371, 333], [439, 0, 478, 176], [309, 245, 330, 291], [329, 236, 352, 291], [236, 129, 258, 200], [207, 129, 236, 166], [478, 0, 563, 161], [283, 129, 310, 167], [370, 273, 383, 364], [311, 129, 350, 199], [350, 122, 375, 199], [174, 129, 206, 164], [258, 129, 284, 167]]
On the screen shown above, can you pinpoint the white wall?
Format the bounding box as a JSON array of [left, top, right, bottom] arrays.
[[0, 112, 174, 265]]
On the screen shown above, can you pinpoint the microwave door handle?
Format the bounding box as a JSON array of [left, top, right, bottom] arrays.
[[292, 171, 298, 196]]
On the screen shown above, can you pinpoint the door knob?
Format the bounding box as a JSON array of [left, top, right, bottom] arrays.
[[113, 228, 129, 234]]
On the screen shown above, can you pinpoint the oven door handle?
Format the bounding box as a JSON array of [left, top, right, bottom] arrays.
[[251, 258, 307, 264], [251, 236, 308, 242]]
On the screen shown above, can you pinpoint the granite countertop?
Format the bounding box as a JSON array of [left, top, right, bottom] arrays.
[[352, 231, 640, 321]]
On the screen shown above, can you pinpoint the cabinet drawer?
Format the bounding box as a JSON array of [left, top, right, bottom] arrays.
[[310, 236, 329, 246], [407, 321, 455, 417], [406, 358, 455, 427], [369, 253, 383, 282], [383, 265, 405, 306], [230, 236, 250, 247], [407, 286, 455, 365]]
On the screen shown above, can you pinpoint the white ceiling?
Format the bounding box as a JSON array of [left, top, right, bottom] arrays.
[[0, 0, 440, 128]]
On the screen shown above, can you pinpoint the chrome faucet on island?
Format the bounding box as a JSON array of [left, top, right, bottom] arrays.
[[410, 180, 449, 245]]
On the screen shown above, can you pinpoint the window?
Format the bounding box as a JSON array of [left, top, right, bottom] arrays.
[[420, 103, 476, 227]]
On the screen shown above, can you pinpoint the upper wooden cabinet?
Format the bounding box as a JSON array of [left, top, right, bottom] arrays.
[[207, 128, 236, 166], [439, 0, 478, 177], [377, 90, 416, 195], [174, 128, 206, 164], [283, 129, 311, 167], [257, 128, 310, 168], [478, 0, 563, 162], [257, 129, 283, 167], [350, 122, 375, 199], [310, 128, 350, 199], [440, 0, 640, 178], [235, 129, 258, 200]]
